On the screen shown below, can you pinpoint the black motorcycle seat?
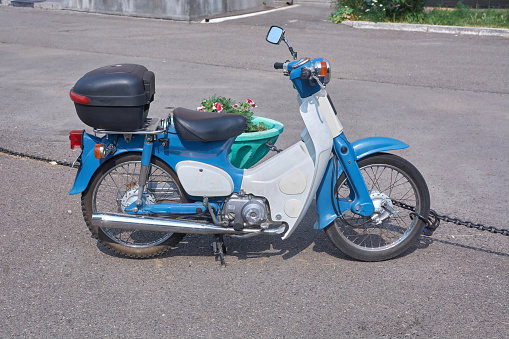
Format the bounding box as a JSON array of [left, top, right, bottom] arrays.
[[172, 107, 247, 142]]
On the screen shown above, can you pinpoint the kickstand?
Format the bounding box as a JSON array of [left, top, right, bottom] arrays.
[[212, 234, 227, 266]]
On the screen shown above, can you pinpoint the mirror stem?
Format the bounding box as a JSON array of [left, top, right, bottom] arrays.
[[282, 37, 297, 60]]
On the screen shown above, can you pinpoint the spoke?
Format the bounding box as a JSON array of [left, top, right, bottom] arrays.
[[378, 226, 384, 247], [371, 166, 387, 192], [336, 161, 422, 251], [98, 183, 121, 191], [396, 187, 416, 204], [93, 160, 182, 247], [384, 176, 409, 194], [378, 169, 399, 194], [357, 234, 369, 247], [388, 168, 395, 197], [107, 172, 121, 191], [362, 167, 378, 192], [124, 163, 137, 188]]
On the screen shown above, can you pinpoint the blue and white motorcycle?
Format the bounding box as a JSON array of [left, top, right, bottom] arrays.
[[68, 26, 430, 263]]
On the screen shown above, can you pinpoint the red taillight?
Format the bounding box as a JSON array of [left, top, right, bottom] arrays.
[[69, 130, 84, 150], [69, 89, 91, 105]]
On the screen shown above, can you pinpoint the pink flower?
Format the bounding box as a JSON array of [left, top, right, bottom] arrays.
[[246, 99, 257, 108], [197, 105, 204, 111], [213, 102, 223, 112], [233, 104, 239, 109]]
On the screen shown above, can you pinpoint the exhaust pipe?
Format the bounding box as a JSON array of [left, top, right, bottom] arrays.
[[91, 213, 285, 236]]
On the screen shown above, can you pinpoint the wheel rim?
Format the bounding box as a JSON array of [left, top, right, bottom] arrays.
[[334, 163, 421, 252], [92, 160, 182, 248]]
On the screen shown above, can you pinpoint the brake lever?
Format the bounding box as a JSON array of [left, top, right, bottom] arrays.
[[310, 74, 326, 89]]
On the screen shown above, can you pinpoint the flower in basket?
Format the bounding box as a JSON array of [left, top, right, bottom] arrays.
[[199, 95, 267, 132], [246, 99, 257, 108], [213, 102, 223, 112]]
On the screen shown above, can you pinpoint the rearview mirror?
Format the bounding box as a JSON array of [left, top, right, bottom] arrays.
[[266, 26, 284, 45]]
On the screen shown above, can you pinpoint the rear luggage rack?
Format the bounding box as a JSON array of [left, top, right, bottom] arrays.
[[93, 118, 165, 135]]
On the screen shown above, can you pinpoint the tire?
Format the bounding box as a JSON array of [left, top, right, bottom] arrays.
[[325, 153, 430, 261], [81, 153, 189, 258]]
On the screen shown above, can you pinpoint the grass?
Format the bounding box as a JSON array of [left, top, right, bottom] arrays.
[[408, 5, 509, 28], [330, 1, 509, 29]]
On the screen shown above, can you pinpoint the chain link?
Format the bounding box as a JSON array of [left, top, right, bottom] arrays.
[[393, 200, 509, 237], [0, 146, 77, 168], [433, 212, 509, 236], [1, 146, 508, 236]]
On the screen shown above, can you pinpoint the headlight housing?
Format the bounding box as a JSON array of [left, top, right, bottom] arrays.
[[313, 60, 331, 85]]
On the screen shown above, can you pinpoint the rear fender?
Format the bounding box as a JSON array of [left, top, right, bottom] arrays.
[[69, 133, 141, 195], [314, 136, 409, 229]]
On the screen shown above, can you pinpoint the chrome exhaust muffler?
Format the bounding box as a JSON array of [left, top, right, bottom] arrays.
[[91, 213, 285, 236]]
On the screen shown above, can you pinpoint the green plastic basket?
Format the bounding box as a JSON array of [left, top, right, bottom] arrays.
[[229, 116, 284, 169]]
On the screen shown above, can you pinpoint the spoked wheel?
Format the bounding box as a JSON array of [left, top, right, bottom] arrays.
[[325, 153, 430, 261], [82, 153, 189, 258]]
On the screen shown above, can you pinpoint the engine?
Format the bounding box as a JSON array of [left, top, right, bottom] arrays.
[[223, 193, 268, 230]]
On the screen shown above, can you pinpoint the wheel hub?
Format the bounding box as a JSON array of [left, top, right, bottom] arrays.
[[120, 185, 155, 212], [370, 191, 398, 225]]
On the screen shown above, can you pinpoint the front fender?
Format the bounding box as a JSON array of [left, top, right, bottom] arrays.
[[314, 136, 409, 229], [351, 136, 408, 161]]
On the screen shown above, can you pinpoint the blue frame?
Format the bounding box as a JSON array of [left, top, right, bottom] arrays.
[[332, 133, 375, 218], [124, 201, 219, 215], [71, 129, 408, 229], [314, 135, 409, 229], [69, 130, 244, 197]]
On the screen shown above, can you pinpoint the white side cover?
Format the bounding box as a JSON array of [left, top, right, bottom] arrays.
[[241, 90, 334, 239], [176, 161, 234, 197], [317, 92, 343, 138]]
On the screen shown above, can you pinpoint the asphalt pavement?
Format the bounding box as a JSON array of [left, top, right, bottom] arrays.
[[0, 4, 508, 338]]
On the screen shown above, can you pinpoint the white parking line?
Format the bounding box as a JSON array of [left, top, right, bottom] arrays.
[[201, 5, 300, 24]]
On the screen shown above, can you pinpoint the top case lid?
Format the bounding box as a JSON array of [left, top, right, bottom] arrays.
[[72, 64, 155, 107]]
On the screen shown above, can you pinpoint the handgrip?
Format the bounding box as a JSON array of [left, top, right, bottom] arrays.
[[274, 62, 284, 70]]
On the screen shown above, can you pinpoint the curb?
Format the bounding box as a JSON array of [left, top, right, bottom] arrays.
[[1, 1, 508, 37], [343, 21, 509, 37]]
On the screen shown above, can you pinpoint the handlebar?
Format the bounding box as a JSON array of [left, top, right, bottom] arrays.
[[274, 62, 284, 70]]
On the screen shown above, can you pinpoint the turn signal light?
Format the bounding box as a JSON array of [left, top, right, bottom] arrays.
[[319, 61, 328, 77], [94, 143, 116, 159], [69, 130, 84, 150], [313, 59, 331, 85], [94, 144, 107, 159]]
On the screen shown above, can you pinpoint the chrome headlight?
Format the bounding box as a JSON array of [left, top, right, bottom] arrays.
[[313, 60, 331, 85]]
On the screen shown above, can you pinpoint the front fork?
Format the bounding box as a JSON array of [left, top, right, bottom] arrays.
[[333, 134, 374, 217]]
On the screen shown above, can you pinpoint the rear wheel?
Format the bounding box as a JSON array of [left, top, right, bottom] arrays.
[[82, 153, 189, 258], [325, 153, 430, 261]]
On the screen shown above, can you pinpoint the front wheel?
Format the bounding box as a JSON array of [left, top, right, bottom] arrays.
[[81, 153, 189, 258], [325, 153, 430, 261]]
